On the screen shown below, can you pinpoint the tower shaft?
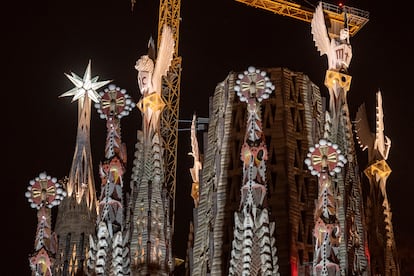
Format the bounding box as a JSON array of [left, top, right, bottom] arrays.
[[54, 94, 98, 275], [191, 68, 322, 275], [356, 91, 400, 275], [87, 85, 135, 275], [129, 131, 174, 275]]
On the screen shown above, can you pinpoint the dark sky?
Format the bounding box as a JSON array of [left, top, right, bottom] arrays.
[[5, 0, 412, 274]]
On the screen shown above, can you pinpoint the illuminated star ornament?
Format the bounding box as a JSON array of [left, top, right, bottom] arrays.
[[60, 60, 111, 103]]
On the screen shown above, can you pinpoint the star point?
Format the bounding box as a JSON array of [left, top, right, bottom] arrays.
[[60, 61, 111, 103]]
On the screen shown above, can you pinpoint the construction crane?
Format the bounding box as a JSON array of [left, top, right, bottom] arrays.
[[234, 0, 369, 37], [157, 0, 182, 237]]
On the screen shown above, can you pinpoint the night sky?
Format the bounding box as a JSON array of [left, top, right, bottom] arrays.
[[5, 0, 412, 274]]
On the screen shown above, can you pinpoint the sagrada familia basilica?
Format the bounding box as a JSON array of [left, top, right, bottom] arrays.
[[24, 1, 400, 275]]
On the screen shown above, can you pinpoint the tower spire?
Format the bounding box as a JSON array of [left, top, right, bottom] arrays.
[[25, 172, 66, 276], [228, 66, 279, 275], [355, 90, 400, 275], [128, 24, 175, 275], [54, 61, 110, 275], [58, 60, 111, 208], [87, 84, 135, 275], [310, 3, 368, 274]]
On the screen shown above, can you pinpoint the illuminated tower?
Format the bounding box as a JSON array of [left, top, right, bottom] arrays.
[[191, 67, 323, 275], [87, 85, 135, 275], [26, 172, 67, 276], [127, 24, 175, 275], [355, 91, 400, 275], [305, 138, 346, 275], [54, 61, 110, 275], [310, 3, 369, 275], [227, 66, 280, 275]]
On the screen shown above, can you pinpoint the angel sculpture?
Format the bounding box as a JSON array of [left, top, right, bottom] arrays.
[[311, 3, 352, 73], [311, 2, 353, 120], [135, 24, 175, 134]]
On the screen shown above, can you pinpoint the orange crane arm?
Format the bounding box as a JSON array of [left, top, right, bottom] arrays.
[[235, 0, 369, 37]]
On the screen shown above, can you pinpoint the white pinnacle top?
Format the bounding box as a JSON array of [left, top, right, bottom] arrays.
[[60, 60, 111, 103]]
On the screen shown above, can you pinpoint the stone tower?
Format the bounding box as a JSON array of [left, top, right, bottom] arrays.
[[355, 91, 400, 275], [309, 3, 369, 275], [126, 25, 175, 275], [54, 61, 110, 275], [190, 67, 323, 275], [227, 66, 280, 275], [87, 84, 135, 275]]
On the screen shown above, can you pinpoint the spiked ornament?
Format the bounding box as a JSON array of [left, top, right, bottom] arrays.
[[234, 66, 274, 103], [25, 172, 66, 209], [95, 84, 135, 119], [305, 139, 346, 176]]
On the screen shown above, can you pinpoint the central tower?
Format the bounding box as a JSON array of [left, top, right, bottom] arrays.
[[127, 25, 175, 275], [54, 61, 110, 275], [308, 3, 369, 275]]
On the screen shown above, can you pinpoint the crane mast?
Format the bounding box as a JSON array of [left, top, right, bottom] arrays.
[[235, 0, 369, 37], [158, 0, 182, 236]]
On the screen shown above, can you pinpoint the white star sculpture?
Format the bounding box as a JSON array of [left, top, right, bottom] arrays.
[[60, 60, 111, 103]]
